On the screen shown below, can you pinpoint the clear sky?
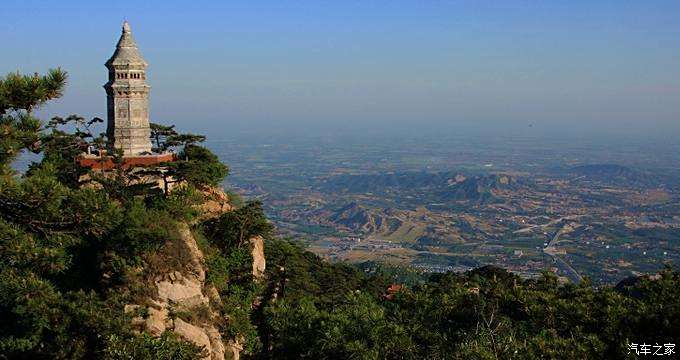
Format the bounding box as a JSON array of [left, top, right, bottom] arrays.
[[2, 0, 679, 139]]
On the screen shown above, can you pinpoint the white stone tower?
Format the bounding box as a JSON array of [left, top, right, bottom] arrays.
[[104, 21, 153, 155]]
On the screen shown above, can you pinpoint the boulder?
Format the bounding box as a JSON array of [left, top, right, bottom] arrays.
[[250, 236, 266, 279], [156, 279, 204, 303], [226, 337, 244, 360], [145, 307, 168, 336], [206, 326, 226, 360], [174, 318, 212, 359]]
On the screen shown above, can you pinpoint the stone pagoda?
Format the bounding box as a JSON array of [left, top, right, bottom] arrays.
[[79, 21, 174, 170], [104, 21, 153, 155]]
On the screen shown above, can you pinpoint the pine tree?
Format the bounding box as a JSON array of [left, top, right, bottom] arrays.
[[0, 69, 67, 175]]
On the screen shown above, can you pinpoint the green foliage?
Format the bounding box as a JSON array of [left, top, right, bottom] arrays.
[[166, 133, 206, 158], [149, 123, 177, 152], [0, 159, 194, 358], [204, 247, 252, 293], [356, 261, 428, 287], [225, 189, 244, 208], [0, 68, 67, 114], [168, 145, 229, 188], [30, 114, 105, 186], [266, 294, 416, 359], [148, 129, 225, 190], [0, 272, 130, 359], [0, 113, 41, 174], [257, 240, 680, 359], [262, 239, 385, 307], [203, 208, 262, 354], [221, 279, 261, 354], [147, 184, 204, 222], [102, 332, 203, 360], [0, 163, 122, 239], [0, 68, 66, 175], [110, 200, 178, 253], [204, 200, 272, 250]]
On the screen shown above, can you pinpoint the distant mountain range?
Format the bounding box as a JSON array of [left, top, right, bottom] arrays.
[[316, 173, 527, 241], [316, 171, 453, 193], [302, 167, 678, 268], [318, 171, 524, 204], [437, 174, 523, 204], [329, 202, 403, 234], [565, 164, 673, 189]]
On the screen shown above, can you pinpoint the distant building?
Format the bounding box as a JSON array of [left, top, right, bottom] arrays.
[[383, 284, 404, 300], [104, 21, 153, 155]]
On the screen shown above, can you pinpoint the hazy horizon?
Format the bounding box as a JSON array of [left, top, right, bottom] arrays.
[[3, 0, 679, 139]]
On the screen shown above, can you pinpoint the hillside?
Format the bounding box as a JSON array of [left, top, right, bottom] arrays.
[[319, 171, 525, 205], [438, 174, 522, 204], [318, 171, 453, 193], [329, 202, 404, 233], [567, 163, 670, 189]]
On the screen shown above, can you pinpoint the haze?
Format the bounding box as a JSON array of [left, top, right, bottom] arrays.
[[2, 0, 679, 140]]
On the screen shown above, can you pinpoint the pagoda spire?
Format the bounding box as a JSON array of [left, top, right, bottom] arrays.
[[106, 21, 147, 67]]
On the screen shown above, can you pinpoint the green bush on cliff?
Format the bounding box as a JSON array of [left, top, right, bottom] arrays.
[[205, 200, 273, 250], [200, 201, 274, 355], [165, 144, 229, 189], [102, 332, 203, 360]]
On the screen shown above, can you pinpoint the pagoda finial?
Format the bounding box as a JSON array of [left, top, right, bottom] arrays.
[[106, 21, 147, 68]]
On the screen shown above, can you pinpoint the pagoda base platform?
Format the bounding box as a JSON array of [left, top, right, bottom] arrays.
[[77, 152, 176, 171]]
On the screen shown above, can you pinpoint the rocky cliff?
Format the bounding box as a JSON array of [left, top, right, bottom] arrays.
[[125, 189, 264, 360]]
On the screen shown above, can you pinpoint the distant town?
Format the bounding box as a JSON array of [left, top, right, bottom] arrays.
[[215, 132, 680, 284]]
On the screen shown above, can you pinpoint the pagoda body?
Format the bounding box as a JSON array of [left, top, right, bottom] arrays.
[[104, 21, 153, 155], [78, 21, 175, 172]]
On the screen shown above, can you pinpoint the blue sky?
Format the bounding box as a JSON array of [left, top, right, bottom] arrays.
[[2, 0, 679, 138]]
